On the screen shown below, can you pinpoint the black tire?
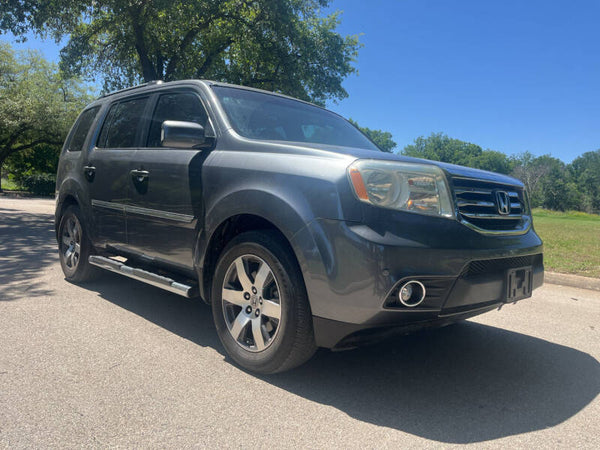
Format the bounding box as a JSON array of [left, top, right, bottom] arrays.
[[211, 230, 317, 374], [57, 205, 99, 283]]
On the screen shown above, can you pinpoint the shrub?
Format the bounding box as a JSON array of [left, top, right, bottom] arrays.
[[20, 173, 56, 196]]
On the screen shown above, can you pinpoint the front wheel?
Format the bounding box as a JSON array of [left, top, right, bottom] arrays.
[[211, 230, 316, 374], [57, 205, 98, 282]]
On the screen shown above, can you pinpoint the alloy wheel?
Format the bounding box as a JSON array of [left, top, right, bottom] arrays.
[[221, 254, 282, 352], [61, 215, 82, 270]]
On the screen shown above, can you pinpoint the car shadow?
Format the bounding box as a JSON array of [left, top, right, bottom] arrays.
[[265, 325, 599, 443], [0, 206, 56, 300], [85, 272, 599, 444]]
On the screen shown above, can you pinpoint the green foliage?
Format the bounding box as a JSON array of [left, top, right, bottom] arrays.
[[510, 151, 548, 206], [0, 41, 91, 191], [5, 143, 61, 179], [570, 150, 600, 213], [348, 118, 396, 152], [402, 133, 512, 174], [19, 173, 56, 196], [0, 177, 20, 191], [510, 152, 595, 212], [1, 0, 361, 105], [475, 149, 512, 174], [537, 158, 578, 211]]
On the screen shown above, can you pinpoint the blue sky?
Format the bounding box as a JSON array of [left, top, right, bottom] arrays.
[[4, 0, 599, 162], [323, 0, 600, 162]]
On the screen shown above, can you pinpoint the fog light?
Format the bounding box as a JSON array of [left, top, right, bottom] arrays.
[[400, 284, 413, 302], [398, 280, 426, 307]]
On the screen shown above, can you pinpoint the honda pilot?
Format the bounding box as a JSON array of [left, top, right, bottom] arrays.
[[55, 80, 544, 373]]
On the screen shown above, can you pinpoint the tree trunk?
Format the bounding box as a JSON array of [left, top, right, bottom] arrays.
[[129, 9, 158, 82], [0, 162, 4, 193]]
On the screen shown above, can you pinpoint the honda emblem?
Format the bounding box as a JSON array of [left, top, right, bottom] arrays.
[[495, 191, 511, 215]]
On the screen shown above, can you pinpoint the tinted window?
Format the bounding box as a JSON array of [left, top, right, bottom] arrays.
[[212, 86, 379, 151], [67, 107, 100, 152], [147, 92, 208, 147], [97, 97, 148, 148]]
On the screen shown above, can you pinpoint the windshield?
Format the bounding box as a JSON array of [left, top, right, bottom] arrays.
[[212, 86, 380, 151]]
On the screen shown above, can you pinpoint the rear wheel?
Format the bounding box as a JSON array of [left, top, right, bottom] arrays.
[[211, 230, 316, 374], [58, 205, 98, 282]]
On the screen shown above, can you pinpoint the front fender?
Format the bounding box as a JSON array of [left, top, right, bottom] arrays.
[[195, 148, 361, 303], [196, 188, 324, 282]]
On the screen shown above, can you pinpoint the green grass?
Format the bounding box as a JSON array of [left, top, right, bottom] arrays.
[[532, 208, 600, 278], [0, 177, 22, 191]]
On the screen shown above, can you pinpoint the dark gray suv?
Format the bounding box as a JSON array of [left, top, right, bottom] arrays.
[[55, 80, 544, 373]]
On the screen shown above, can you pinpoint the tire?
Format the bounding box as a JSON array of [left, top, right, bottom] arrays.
[[57, 205, 99, 283], [211, 230, 317, 374]]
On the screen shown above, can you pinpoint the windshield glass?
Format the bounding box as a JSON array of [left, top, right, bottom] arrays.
[[212, 86, 379, 151]]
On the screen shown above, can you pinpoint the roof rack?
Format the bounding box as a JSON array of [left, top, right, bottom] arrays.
[[100, 80, 164, 98]]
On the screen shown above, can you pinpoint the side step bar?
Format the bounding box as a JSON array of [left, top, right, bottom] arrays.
[[89, 255, 198, 298]]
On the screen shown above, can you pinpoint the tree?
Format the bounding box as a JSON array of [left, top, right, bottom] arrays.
[[510, 152, 550, 206], [570, 149, 600, 213], [475, 149, 513, 174], [402, 133, 482, 166], [402, 132, 512, 174], [348, 118, 396, 152], [537, 157, 579, 211], [1, 1, 361, 105], [0, 42, 90, 191], [510, 153, 579, 210]]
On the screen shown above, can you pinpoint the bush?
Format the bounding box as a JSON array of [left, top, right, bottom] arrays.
[[20, 173, 56, 196]]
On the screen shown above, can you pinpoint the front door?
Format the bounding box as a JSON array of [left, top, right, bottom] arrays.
[[126, 90, 210, 271]]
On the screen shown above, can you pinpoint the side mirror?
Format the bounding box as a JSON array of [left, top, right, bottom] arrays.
[[161, 120, 207, 148]]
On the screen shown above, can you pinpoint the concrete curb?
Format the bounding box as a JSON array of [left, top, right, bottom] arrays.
[[545, 272, 600, 292], [0, 191, 54, 199]]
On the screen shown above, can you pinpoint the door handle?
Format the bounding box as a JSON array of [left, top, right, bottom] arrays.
[[83, 165, 96, 182], [130, 169, 149, 183]]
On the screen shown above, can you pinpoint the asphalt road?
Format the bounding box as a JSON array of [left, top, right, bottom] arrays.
[[1, 197, 599, 448]]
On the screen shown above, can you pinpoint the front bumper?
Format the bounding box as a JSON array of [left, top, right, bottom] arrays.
[[291, 210, 543, 349]]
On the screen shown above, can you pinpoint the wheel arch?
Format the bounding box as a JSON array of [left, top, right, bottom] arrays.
[[55, 191, 81, 240], [55, 176, 92, 240], [195, 190, 319, 304]]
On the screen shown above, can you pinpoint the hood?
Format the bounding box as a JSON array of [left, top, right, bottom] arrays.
[[232, 134, 524, 188]]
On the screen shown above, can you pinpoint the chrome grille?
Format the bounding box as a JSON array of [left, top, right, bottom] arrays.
[[452, 177, 530, 233]]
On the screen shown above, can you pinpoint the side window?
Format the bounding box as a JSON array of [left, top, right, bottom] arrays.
[[147, 92, 208, 147], [67, 106, 100, 152], [97, 97, 149, 148]]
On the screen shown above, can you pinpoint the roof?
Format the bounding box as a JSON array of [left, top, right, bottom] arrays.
[[97, 79, 321, 109]]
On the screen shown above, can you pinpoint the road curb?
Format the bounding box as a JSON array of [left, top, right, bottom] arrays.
[[0, 192, 54, 199], [545, 272, 600, 292]]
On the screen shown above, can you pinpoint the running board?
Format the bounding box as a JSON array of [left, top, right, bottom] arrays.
[[89, 255, 198, 298]]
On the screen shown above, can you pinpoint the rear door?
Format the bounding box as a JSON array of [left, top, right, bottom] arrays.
[[86, 96, 151, 247], [126, 89, 211, 271]]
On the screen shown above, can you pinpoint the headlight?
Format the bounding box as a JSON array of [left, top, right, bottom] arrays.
[[348, 160, 454, 218]]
